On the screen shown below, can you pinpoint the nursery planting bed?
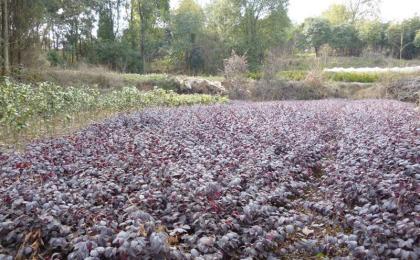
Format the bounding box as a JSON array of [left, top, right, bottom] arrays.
[[0, 100, 419, 259]]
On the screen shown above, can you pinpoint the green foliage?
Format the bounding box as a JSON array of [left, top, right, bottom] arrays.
[[292, 14, 420, 59], [237, 0, 290, 70], [415, 31, 420, 48], [329, 24, 363, 56], [247, 71, 263, 80], [171, 0, 205, 74], [205, 0, 290, 72], [88, 40, 142, 72], [0, 79, 34, 131], [302, 18, 332, 56], [322, 4, 351, 25], [205, 0, 240, 45], [277, 70, 308, 81], [358, 20, 388, 51], [387, 17, 420, 59], [278, 70, 381, 83], [97, 5, 115, 41], [0, 79, 228, 142], [4, 0, 420, 78], [325, 72, 380, 83], [47, 51, 64, 67], [345, 0, 381, 23]]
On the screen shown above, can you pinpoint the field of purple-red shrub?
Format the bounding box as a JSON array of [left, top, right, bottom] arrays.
[[0, 100, 419, 259]]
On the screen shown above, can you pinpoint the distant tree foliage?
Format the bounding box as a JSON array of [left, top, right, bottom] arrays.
[[0, 0, 419, 75], [171, 0, 205, 74], [97, 2, 115, 41], [302, 18, 332, 57], [345, 0, 382, 23], [415, 31, 420, 48], [330, 24, 363, 56], [358, 21, 388, 52], [387, 17, 420, 59], [322, 4, 352, 25]]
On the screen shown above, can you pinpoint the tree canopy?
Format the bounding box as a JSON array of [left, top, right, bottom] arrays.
[[0, 0, 419, 75]]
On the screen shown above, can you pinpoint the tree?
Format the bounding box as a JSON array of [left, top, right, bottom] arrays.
[[329, 24, 362, 56], [387, 17, 420, 59], [137, 0, 169, 73], [303, 18, 332, 56], [203, 0, 241, 74], [322, 4, 351, 25], [1, 0, 9, 74], [358, 20, 388, 52], [206, 0, 240, 45], [345, 0, 381, 24], [171, 0, 205, 74], [48, 0, 97, 64], [98, 1, 115, 41], [234, 0, 289, 70], [414, 30, 420, 48]]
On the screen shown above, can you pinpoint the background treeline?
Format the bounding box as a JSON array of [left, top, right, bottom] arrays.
[[0, 0, 419, 76]]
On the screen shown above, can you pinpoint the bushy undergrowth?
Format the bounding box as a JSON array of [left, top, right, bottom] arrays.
[[0, 79, 227, 145]]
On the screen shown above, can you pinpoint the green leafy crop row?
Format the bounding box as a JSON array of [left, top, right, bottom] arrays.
[[277, 71, 308, 81], [324, 72, 380, 83], [0, 79, 228, 145], [277, 70, 381, 83]]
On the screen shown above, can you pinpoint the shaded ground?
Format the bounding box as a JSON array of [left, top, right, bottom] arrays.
[[0, 100, 419, 259]]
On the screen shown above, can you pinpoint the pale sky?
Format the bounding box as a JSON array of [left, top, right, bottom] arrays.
[[170, 0, 420, 23]]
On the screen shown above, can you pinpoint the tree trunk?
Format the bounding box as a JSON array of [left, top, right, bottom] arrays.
[[15, 0, 21, 65], [315, 46, 319, 57], [75, 19, 79, 62], [2, 0, 9, 75], [399, 28, 404, 60], [139, 3, 146, 74], [130, 0, 135, 48]]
